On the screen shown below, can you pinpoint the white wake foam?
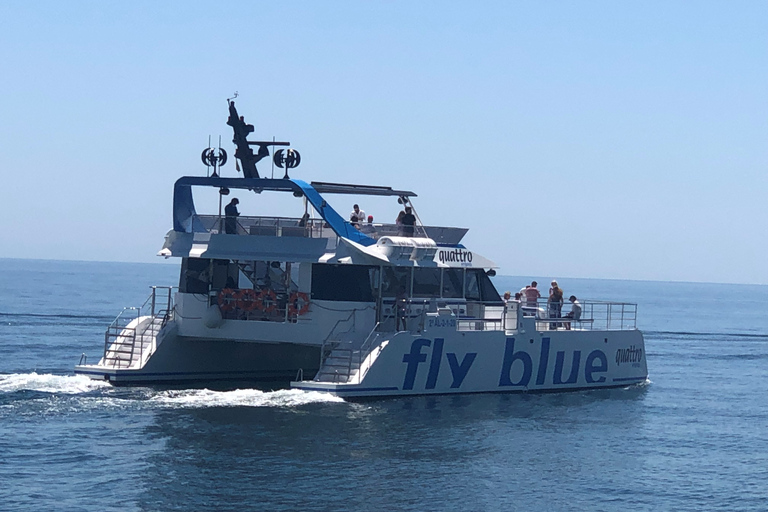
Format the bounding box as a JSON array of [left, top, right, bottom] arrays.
[[0, 372, 111, 394], [150, 387, 345, 408]]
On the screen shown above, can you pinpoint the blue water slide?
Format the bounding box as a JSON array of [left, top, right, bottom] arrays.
[[171, 176, 375, 246]]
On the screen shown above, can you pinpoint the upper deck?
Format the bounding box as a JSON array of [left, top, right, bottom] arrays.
[[173, 176, 466, 242], [194, 214, 468, 246]]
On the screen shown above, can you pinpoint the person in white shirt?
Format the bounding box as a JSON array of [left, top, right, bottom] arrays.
[[350, 204, 366, 226], [563, 295, 582, 330]]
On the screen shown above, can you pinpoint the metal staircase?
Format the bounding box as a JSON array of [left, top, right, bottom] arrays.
[[100, 287, 174, 369], [314, 324, 386, 384]]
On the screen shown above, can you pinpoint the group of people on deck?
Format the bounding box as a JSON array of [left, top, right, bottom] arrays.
[[502, 280, 582, 330], [350, 203, 416, 237]]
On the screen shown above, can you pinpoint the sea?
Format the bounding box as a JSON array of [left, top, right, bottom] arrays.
[[1, 258, 766, 511]]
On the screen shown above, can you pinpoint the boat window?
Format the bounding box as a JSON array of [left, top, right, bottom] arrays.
[[478, 271, 503, 304], [237, 261, 298, 294], [311, 264, 375, 302], [179, 258, 211, 294], [442, 269, 463, 298], [465, 270, 481, 301], [413, 268, 441, 298], [465, 269, 503, 304], [211, 259, 237, 290], [381, 267, 412, 297]]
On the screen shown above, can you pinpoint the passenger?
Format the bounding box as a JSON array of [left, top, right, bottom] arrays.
[[502, 291, 511, 304], [395, 285, 408, 331], [514, 292, 522, 301], [298, 212, 310, 227], [401, 206, 416, 237], [361, 215, 376, 234], [548, 280, 564, 330], [563, 295, 582, 330], [224, 198, 240, 234], [350, 204, 366, 225], [395, 210, 405, 232], [523, 281, 541, 315]]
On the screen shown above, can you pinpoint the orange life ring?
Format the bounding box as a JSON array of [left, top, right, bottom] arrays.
[[255, 289, 277, 313], [217, 288, 237, 312], [237, 288, 259, 311], [287, 292, 310, 316]]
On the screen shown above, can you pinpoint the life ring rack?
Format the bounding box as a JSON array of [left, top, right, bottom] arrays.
[[287, 292, 310, 316], [255, 289, 278, 313], [237, 288, 259, 311], [217, 288, 238, 312]]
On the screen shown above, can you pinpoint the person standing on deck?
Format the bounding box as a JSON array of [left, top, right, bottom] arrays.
[[548, 280, 564, 329], [224, 198, 240, 234], [401, 206, 416, 237], [523, 281, 541, 313]]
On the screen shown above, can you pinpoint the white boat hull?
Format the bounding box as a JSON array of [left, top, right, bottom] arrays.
[[292, 325, 647, 398], [75, 333, 320, 385]]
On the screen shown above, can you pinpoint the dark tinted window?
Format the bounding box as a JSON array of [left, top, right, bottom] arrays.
[[478, 271, 502, 304], [311, 264, 375, 302], [465, 270, 481, 301], [413, 268, 441, 297], [180, 258, 211, 294], [464, 269, 503, 304], [382, 267, 412, 297], [442, 269, 463, 298]]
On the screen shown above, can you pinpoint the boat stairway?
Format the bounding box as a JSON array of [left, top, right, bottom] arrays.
[[314, 331, 389, 384], [100, 313, 166, 369]]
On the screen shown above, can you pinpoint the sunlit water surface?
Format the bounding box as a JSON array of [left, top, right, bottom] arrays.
[[1, 259, 766, 511]]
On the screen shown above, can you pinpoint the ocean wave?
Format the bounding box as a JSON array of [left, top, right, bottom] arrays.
[[0, 372, 111, 394], [149, 387, 345, 408]]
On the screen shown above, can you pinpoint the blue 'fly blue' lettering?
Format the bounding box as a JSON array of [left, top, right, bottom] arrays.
[[499, 338, 532, 387], [446, 352, 477, 388], [425, 338, 444, 389], [402, 339, 431, 390], [585, 350, 608, 383]]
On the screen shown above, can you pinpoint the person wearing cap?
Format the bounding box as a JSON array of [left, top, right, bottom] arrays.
[[361, 215, 377, 235], [548, 280, 564, 329], [563, 295, 582, 330]]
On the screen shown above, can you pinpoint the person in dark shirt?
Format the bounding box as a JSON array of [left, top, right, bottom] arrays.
[[401, 206, 416, 237], [224, 198, 240, 234]]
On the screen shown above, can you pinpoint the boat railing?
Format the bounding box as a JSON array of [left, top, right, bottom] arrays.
[[318, 311, 358, 382], [101, 286, 176, 368], [351, 322, 383, 383], [194, 214, 468, 245], [515, 298, 637, 331], [376, 297, 637, 335]]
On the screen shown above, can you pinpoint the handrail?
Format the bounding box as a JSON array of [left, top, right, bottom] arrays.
[[353, 322, 382, 383], [100, 286, 176, 369], [194, 213, 468, 244], [318, 310, 357, 368]]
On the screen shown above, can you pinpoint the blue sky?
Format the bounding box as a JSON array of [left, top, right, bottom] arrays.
[[1, 1, 766, 284]]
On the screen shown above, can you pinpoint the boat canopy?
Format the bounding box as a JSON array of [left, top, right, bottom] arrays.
[[172, 176, 393, 247]]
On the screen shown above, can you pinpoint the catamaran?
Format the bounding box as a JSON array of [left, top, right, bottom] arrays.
[[75, 101, 648, 397]]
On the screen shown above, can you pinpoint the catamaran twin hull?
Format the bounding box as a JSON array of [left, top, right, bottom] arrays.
[[292, 316, 647, 398]]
